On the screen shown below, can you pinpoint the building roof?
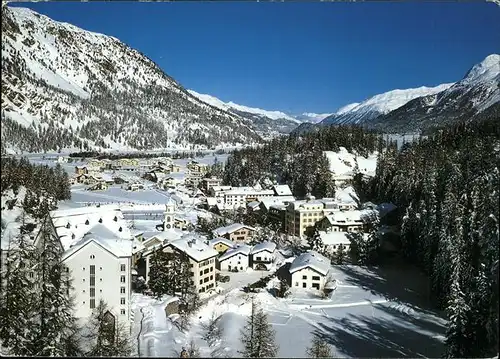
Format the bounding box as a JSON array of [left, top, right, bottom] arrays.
[[273, 185, 293, 196], [213, 223, 256, 236], [318, 231, 355, 246], [250, 241, 277, 255], [169, 235, 218, 262], [260, 196, 296, 210], [61, 223, 136, 261], [218, 244, 252, 262], [247, 201, 261, 210], [209, 237, 235, 249], [289, 250, 331, 276]]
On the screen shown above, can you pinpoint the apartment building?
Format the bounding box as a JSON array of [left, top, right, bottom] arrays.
[[285, 198, 337, 237], [165, 236, 219, 294], [186, 161, 210, 187], [201, 177, 222, 192], [50, 205, 141, 333]]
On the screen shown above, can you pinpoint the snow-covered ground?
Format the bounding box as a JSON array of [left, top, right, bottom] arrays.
[[132, 264, 446, 358]]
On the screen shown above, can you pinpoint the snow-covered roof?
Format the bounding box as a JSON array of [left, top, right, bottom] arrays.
[[247, 201, 261, 209], [323, 209, 377, 226], [61, 223, 135, 260], [250, 241, 277, 255], [218, 244, 252, 262], [209, 237, 235, 249], [260, 196, 296, 210], [51, 205, 131, 251], [318, 231, 356, 246], [213, 223, 256, 236], [169, 235, 218, 262], [273, 184, 293, 196], [335, 186, 359, 205], [224, 187, 275, 196], [98, 173, 114, 182], [289, 250, 331, 276]]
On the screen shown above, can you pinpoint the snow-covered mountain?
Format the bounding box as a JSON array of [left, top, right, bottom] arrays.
[[292, 112, 332, 123], [370, 54, 500, 133], [187, 90, 301, 137], [1, 6, 262, 153], [321, 83, 454, 126]]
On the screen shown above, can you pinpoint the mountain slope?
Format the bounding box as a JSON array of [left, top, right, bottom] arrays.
[[321, 83, 454, 126], [1, 6, 262, 153], [369, 54, 500, 133], [187, 90, 301, 136]]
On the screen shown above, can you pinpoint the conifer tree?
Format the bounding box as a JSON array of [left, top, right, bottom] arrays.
[[84, 299, 132, 357], [29, 215, 80, 357], [201, 312, 223, 348], [0, 233, 38, 356], [334, 244, 346, 265], [148, 247, 172, 299], [305, 334, 332, 358]]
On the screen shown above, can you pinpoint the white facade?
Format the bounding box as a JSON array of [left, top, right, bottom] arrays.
[[291, 267, 327, 291], [63, 241, 132, 331], [219, 253, 249, 271]]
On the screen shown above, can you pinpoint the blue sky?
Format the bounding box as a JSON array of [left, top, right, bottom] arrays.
[[12, 1, 500, 114]]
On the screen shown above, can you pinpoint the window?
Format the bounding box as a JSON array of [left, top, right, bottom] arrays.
[[83, 267, 85, 271], [121, 309, 126, 315], [312, 283, 320, 290], [200, 280, 203, 285], [120, 287, 126, 294], [210, 267, 213, 272], [210, 275, 213, 280], [199, 271, 203, 276], [302, 283, 307, 288], [90, 255, 95, 259], [204, 268, 209, 274], [120, 298, 126, 305], [302, 275, 307, 280], [256, 257, 261, 261], [120, 264, 126, 271], [90, 299, 95, 309], [312, 276, 320, 281], [90, 277, 95, 286], [90, 288, 95, 297], [90, 265, 95, 275], [120, 275, 126, 283], [204, 277, 209, 283]]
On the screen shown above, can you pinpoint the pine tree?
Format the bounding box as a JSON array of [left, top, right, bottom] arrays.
[[0, 233, 38, 356], [305, 334, 332, 358], [239, 298, 278, 358], [201, 312, 223, 348], [334, 244, 346, 265], [307, 228, 325, 253], [148, 247, 173, 299], [29, 215, 81, 357], [84, 299, 132, 357]]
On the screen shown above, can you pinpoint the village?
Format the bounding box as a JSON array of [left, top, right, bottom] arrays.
[[0, 150, 446, 358]]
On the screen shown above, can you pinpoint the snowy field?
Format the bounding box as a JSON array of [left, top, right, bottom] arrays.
[[132, 264, 447, 358]]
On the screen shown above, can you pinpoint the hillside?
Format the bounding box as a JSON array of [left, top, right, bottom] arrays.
[[1, 6, 262, 153], [369, 54, 500, 133]]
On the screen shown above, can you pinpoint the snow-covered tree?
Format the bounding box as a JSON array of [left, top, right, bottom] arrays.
[[0, 234, 38, 356], [148, 247, 173, 298], [29, 215, 80, 357], [83, 299, 132, 357], [306, 334, 332, 358], [239, 298, 278, 358], [201, 312, 223, 348]]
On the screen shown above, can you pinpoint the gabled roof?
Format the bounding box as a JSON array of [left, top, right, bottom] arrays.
[[250, 241, 276, 255], [289, 250, 331, 276], [213, 223, 256, 236], [169, 235, 218, 262], [209, 237, 235, 249], [218, 244, 252, 262]]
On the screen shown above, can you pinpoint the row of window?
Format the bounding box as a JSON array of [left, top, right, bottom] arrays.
[[199, 282, 215, 293], [199, 266, 214, 276], [199, 258, 215, 267], [302, 275, 321, 281], [199, 275, 214, 284], [295, 282, 321, 289], [81, 264, 126, 271]]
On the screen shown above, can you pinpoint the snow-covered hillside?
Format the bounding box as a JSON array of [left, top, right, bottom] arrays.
[[187, 90, 302, 136], [370, 54, 500, 133], [321, 83, 454, 126], [1, 6, 262, 153], [292, 112, 332, 123]]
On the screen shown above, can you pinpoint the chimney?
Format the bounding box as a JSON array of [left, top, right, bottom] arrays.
[[192, 238, 197, 244], [188, 241, 192, 248]]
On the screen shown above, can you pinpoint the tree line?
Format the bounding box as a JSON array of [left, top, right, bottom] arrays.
[[1, 157, 71, 219], [222, 125, 387, 199], [357, 115, 499, 357]]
